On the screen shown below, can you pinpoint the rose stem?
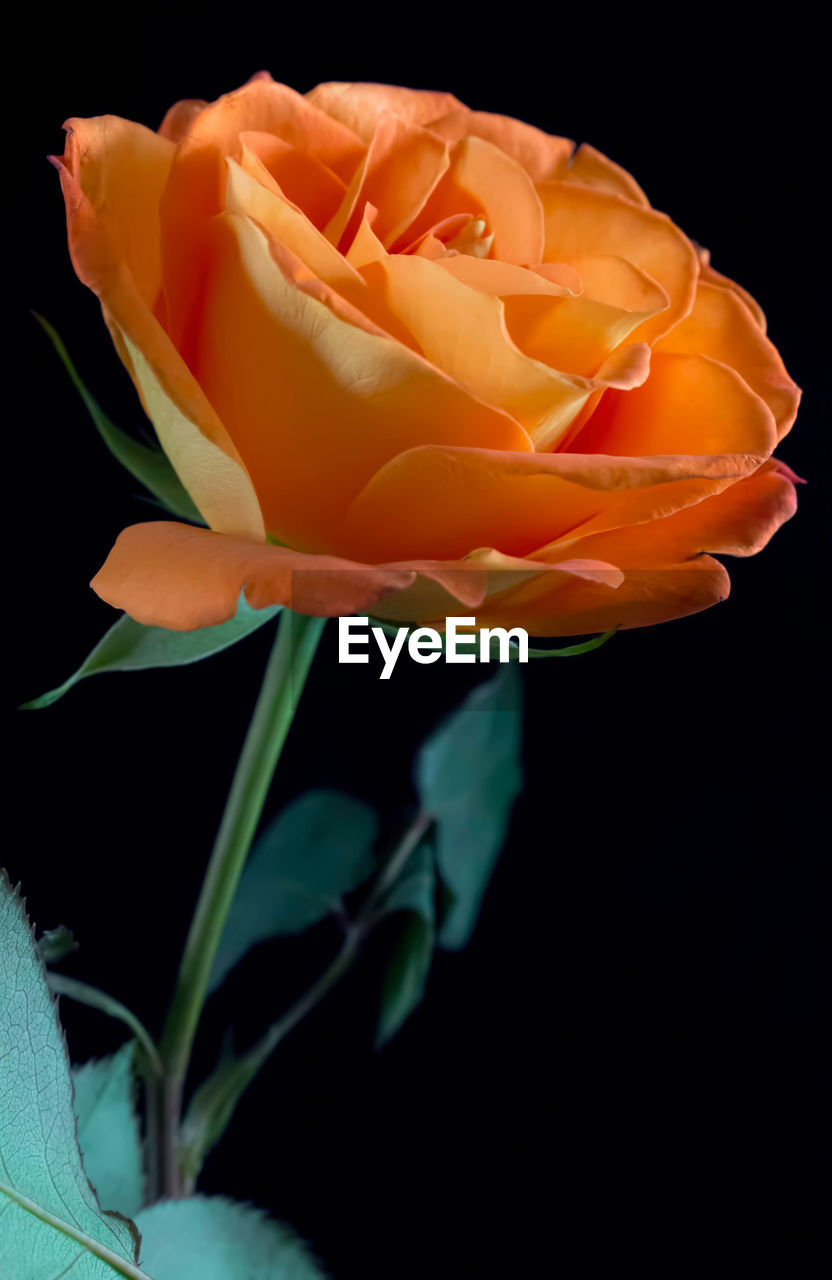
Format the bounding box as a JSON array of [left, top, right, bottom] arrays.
[[157, 609, 325, 1198]]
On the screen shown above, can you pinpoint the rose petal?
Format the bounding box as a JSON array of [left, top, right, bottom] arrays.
[[158, 98, 207, 142], [439, 256, 580, 297], [307, 81, 464, 142], [563, 254, 669, 312], [655, 281, 800, 440], [697, 244, 767, 330], [371, 552, 623, 623], [564, 143, 650, 206], [572, 351, 777, 458], [191, 212, 529, 548], [538, 182, 698, 342], [425, 108, 573, 183], [481, 457, 798, 634], [240, 129, 346, 228], [92, 521, 416, 629], [339, 445, 763, 562], [60, 116, 174, 306], [401, 136, 545, 264], [324, 112, 450, 250], [474, 544, 730, 636], [358, 251, 607, 445], [160, 76, 365, 350], [54, 119, 265, 539]]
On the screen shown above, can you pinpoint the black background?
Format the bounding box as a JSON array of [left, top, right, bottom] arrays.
[[7, 12, 830, 1278]]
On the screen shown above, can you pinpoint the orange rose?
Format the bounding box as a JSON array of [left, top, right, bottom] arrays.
[[54, 74, 800, 635]]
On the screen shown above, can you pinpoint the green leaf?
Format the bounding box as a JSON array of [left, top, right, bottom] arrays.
[[38, 923, 78, 964], [0, 872, 149, 1280], [73, 1045, 144, 1219], [134, 1196, 325, 1278], [376, 843, 436, 1047], [524, 628, 617, 658], [372, 620, 617, 660], [34, 312, 203, 523], [416, 665, 524, 949], [209, 789, 378, 993], [22, 596, 280, 709]]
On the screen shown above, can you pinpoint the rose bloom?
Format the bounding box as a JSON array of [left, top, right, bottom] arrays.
[[54, 74, 800, 634]]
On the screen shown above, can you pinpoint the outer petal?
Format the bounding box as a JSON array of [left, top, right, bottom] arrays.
[[54, 121, 265, 539], [474, 541, 730, 636], [477, 458, 798, 635], [563, 143, 650, 206], [60, 116, 173, 306], [191, 212, 530, 548], [425, 109, 573, 183], [158, 98, 207, 142], [538, 182, 699, 342], [339, 446, 763, 562], [306, 81, 464, 141], [655, 282, 800, 440], [465, 460, 798, 640], [600, 457, 799, 557], [573, 352, 777, 458], [697, 245, 767, 330], [92, 522, 416, 629]]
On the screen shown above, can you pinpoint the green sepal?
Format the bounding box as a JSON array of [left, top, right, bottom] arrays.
[[22, 596, 280, 709], [373, 618, 617, 660], [34, 313, 204, 524]]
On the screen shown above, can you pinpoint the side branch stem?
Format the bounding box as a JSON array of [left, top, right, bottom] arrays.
[[157, 610, 325, 1195]]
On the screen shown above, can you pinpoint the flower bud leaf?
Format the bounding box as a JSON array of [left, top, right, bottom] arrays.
[[133, 1196, 325, 1279], [21, 596, 280, 709], [72, 1044, 145, 1220], [208, 789, 378, 993], [38, 923, 79, 964], [33, 312, 203, 524], [417, 665, 523, 949], [376, 842, 437, 1047], [0, 871, 147, 1278]]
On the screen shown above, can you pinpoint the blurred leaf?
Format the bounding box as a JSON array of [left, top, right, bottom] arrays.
[[34, 312, 203, 523], [0, 872, 146, 1279], [22, 596, 280, 709], [134, 1196, 325, 1278], [38, 923, 78, 964], [209, 789, 378, 993], [376, 843, 436, 1046], [73, 1045, 144, 1219], [417, 665, 523, 949]]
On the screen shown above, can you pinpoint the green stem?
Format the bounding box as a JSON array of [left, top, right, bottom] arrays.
[[157, 610, 324, 1190]]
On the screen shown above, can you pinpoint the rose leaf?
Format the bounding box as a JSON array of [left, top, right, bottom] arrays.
[[416, 664, 524, 949], [0, 871, 148, 1279]]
